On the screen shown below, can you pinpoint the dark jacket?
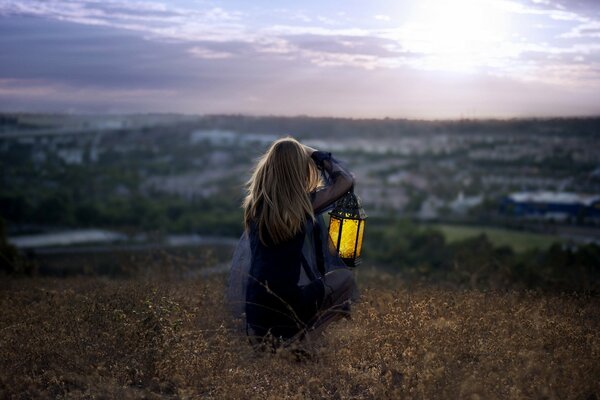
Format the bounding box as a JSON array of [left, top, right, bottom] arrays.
[[245, 151, 354, 339]]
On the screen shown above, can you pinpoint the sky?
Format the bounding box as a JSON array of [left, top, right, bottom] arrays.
[[1, 0, 600, 118]]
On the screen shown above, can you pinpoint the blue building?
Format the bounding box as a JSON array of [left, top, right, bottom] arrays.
[[502, 191, 600, 221]]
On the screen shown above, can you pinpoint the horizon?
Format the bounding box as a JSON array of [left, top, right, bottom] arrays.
[[2, 0, 600, 118], [3, 110, 600, 122]]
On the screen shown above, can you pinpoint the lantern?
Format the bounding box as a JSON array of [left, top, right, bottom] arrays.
[[328, 189, 367, 267]]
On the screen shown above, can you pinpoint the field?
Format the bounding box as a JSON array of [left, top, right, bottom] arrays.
[[429, 224, 562, 253], [1, 271, 598, 399]]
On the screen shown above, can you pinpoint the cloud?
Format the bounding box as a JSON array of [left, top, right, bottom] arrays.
[[374, 15, 391, 22], [269, 34, 417, 69], [561, 20, 600, 38], [188, 47, 235, 59], [0, 16, 203, 90], [2, 0, 599, 80], [1, 0, 600, 116], [284, 34, 410, 58], [0, 0, 246, 43]]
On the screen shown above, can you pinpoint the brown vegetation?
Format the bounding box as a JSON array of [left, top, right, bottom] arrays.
[[0, 272, 599, 399]]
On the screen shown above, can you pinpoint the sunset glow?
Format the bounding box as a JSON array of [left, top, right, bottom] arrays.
[[397, 0, 512, 72]]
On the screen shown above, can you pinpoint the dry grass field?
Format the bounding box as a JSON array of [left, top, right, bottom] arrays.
[[0, 272, 599, 399]]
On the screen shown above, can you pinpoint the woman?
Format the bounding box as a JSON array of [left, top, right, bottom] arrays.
[[228, 137, 359, 347]]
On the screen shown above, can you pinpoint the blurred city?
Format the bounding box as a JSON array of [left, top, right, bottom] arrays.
[[1, 112, 599, 278]]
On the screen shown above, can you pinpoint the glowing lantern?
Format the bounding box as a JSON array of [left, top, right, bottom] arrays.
[[328, 189, 367, 267]]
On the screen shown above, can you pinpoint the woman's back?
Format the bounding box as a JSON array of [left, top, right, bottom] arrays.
[[245, 218, 324, 339]]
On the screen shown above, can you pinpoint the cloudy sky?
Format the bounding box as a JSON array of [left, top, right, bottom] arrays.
[[1, 0, 600, 118]]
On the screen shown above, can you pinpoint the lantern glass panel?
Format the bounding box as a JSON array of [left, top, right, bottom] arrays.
[[335, 218, 359, 259], [356, 220, 365, 257], [328, 216, 341, 249]]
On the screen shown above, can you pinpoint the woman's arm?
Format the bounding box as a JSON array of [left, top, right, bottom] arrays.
[[309, 150, 354, 214]]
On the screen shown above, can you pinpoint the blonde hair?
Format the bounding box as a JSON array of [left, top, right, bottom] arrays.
[[243, 137, 321, 245]]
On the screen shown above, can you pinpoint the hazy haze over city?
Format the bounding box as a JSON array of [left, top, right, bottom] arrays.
[[2, 0, 600, 118]]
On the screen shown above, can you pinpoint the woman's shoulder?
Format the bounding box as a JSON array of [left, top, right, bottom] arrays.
[[249, 219, 307, 250]]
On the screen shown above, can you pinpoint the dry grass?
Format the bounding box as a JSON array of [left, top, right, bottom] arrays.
[[0, 273, 598, 399]]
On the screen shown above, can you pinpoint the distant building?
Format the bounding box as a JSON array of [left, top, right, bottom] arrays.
[[418, 196, 445, 220], [57, 148, 84, 164], [189, 130, 278, 146], [190, 130, 238, 145], [90, 119, 126, 130], [449, 192, 483, 215], [501, 191, 600, 221]]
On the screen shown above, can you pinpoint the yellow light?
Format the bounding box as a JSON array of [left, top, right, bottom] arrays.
[[328, 216, 365, 259], [328, 216, 340, 247]]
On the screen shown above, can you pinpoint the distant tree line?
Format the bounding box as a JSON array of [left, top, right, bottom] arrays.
[[0, 191, 244, 237], [364, 218, 600, 293]]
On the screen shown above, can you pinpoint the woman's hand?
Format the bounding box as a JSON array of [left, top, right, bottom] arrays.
[[303, 144, 318, 156]]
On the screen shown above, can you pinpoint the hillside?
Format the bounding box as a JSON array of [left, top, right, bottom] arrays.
[[1, 272, 598, 399]]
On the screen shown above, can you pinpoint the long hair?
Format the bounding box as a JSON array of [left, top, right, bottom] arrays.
[[243, 137, 321, 245]]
